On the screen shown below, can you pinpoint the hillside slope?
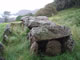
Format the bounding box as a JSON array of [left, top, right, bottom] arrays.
[[50, 8, 80, 26], [0, 7, 80, 60]]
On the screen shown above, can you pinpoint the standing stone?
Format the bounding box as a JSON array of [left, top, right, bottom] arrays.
[[46, 40, 61, 56], [64, 35, 75, 52], [30, 42, 38, 55]]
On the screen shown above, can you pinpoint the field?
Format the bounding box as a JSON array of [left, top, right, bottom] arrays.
[[0, 7, 80, 60]]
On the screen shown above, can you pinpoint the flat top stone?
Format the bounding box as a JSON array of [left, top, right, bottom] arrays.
[[30, 26, 71, 41]]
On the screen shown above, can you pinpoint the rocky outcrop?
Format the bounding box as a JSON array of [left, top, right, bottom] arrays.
[[21, 16, 75, 56]]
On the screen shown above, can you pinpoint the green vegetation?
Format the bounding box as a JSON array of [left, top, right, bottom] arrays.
[[50, 8, 80, 26], [0, 7, 80, 60], [36, 0, 80, 17], [0, 23, 42, 60], [16, 16, 23, 21], [0, 23, 8, 41]]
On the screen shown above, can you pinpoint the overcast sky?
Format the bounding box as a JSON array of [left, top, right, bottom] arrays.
[[0, 0, 53, 14]]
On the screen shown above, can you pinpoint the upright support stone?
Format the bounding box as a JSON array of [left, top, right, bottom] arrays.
[[46, 40, 61, 56], [30, 42, 38, 55]]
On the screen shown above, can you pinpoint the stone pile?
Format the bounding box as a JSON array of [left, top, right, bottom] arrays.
[[21, 16, 75, 56]]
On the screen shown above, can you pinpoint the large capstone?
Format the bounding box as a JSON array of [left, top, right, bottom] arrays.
[[28, 26, 71, 41]]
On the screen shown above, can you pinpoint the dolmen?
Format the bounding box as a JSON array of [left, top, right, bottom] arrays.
[[21, 16, 75, 56]]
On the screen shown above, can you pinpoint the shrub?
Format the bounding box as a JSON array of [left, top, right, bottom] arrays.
[[35, 2, 57, 17], [16, 16, 23, 21]]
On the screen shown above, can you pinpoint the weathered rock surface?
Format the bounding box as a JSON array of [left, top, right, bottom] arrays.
[[28, 25, 71, 41], [21, 16, 50, 29], [35, 16, 48, 20], [64, 35, 75, 52], [21, 16, 48, 21], [28, 20, 56, 29]]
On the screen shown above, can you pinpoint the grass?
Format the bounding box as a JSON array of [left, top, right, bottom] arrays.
[[0, 23, 42, 60], [0, 23, 8, 41], [0, 7, 80, 60], [50, 7, 80, 26]]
